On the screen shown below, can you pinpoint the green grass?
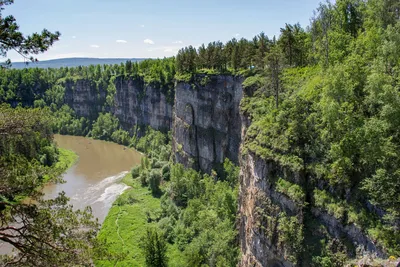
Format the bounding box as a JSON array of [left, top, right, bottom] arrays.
[[95, 175, 182, 266], [42, 148, 78, 183], [56, 148, 78, 172]]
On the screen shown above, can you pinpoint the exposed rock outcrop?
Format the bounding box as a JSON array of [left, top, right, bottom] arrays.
[[172, 74, 243, 173], [239, 152, 297, 267], [64, 77, 173, 131], [238, 110, 388, 267], [64, 79, 106, 120]]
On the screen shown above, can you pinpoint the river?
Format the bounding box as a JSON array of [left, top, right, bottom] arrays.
[[43, 135, 142, 223], [0, 135, 141, 255]]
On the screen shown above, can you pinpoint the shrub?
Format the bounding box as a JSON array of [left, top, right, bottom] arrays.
[[131, 165, 141, 178], [140, 170, 149, 186], [149, 170, 162, 195], [161, 164, 170, 181], [276, 178, 305, 204]]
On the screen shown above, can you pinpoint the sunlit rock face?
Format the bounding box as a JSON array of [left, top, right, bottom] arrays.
[[173, 74, 243, 173], [64, 77, 173, 132]]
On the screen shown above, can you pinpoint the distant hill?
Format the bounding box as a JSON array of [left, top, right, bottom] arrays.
[[10, 57, 147, 69]]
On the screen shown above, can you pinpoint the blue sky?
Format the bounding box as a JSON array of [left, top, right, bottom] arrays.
[[4, 0, 322, 61]]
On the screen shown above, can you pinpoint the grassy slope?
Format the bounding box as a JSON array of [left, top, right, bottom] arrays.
[[96, 175, 183, 267]]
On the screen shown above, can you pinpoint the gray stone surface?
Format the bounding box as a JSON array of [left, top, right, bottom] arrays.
[[64, 77, 173, 132], [172, 74, 243, 172]]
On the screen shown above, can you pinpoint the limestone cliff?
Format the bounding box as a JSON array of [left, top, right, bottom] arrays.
[[111, 77, 172, 131], [64, 77, 173, 132], [64, 79, 106, 120], [172, 74, 243, 173], [238, 95, 390, 267]]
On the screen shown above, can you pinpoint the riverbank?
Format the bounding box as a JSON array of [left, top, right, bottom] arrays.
[[95, 174, 183, 267], [56, 148, 78, 174], [41, 147, 77, 184]]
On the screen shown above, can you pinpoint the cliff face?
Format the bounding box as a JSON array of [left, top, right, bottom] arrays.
[[64, 79, 106, 120], [112, 77, 173, 131], [64, 74, 241, 174], [172, 74, 243, 173], [239, 152, 299, 267], [64, 77, 173, 131], [238, 108, 388, 267]]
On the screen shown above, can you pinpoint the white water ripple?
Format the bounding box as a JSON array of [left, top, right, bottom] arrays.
[[71, 171, 129, 206], [94, 183, 130, 204], [86, 171, 128, 195]]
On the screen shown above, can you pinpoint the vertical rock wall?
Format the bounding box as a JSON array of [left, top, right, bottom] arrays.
[[172, 74, 243, 173], [63, 77, 173, 131]]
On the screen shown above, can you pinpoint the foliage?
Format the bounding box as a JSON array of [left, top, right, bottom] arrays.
[[0, 0, 60, 67], [133, 127, 170, 158], [2, 0, 400, 263], [158, 161, 239, 266], [239, 0, 400, 258], [90, 112, 120, 141], [276, 178, 306, 204], [277, 215, 304, 264], [141, 227, 168, 267], [149, 169, 162, 195], [111, 129, 130, 146], [96, 175, 162, 267], [0, 105, 98, 266], [52, 105, 89, 136]]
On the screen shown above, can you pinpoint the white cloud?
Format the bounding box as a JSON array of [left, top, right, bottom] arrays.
[[144, 39, 155, 45], [164, 48, 173, 52], [140, 25, 145, 28], [90, 45, 100, 48], [116, 40, 127, 43], [72, 36, 77, 39], [172, 40, 183, 44], [235, 33, 240, 37]]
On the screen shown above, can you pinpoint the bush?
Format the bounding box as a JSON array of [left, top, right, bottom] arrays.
[[90, 113, 119, 141], [111, 129, 130, 145], [115, 190, 136, 206], [149, 170, 162, 195], [131, 165, 141, 178], [152, 159, 164, 169], [161, 164, 170, 181], [276, 178, 306, 204], [140, 170, 149, 186], [40, 145, 59, 166]]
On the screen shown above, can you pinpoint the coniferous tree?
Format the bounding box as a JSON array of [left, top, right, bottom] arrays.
[[142, 228, 168, 267], [265, 42, 284, 108]]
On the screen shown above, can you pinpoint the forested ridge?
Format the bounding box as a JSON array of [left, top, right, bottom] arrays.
[[1, 0, 400, 266]]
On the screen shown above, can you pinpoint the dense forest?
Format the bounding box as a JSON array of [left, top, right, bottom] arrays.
[[1, 0, 400, 266]]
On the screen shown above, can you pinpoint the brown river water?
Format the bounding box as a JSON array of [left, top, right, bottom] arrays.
[[42, 135, 142, 223]]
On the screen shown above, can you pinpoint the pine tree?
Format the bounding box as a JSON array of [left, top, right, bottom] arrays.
[[0, 1, 60, 67]]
